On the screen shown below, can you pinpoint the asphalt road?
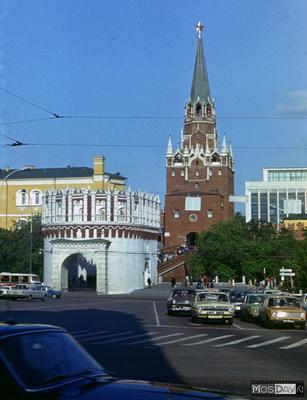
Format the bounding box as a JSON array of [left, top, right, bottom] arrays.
[[0, 286, 306, 396]]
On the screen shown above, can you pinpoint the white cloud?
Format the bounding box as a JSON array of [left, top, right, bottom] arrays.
[[276, 90, 307, 115]]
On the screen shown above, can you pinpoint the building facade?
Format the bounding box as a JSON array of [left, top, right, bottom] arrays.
[[164, 23, 234, 249], [0, 156, 126, 229], [42, 189, 160, 294], [246, 167, 307, 226]]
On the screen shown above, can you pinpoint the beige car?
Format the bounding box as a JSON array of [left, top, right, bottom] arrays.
[[258, 295, 306, 330], [191, 291, 234, 325]]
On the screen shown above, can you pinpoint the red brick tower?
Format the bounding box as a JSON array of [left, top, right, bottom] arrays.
[[164, 22, 234, 249]]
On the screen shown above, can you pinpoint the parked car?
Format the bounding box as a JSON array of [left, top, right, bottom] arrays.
[[40, 285, 62, 299], [229, 290, 251, 316], [300, 293, 307, 311], [258, 295, 306, 330], [0, 286, 12, 297], [191, 291, 234, 324], [240, 294, 264, 321], [167, 288, 196, 315], [0, 322, 248, 399], [8, 284, 47, 301]]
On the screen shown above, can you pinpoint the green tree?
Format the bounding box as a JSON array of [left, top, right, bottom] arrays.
[[0, 215, 44, 279], [187, 214, 304, 288]]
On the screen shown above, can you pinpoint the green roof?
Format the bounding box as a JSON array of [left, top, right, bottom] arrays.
[[190, 37, 211, 103]]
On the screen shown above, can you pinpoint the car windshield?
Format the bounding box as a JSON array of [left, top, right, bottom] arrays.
[[173, 290, 195, 297], [1, 331, 104, 389], [196, 293, 228, 302], [268, 297, 301, 307], [229, 292, 246, 302], [248, 295, 263, 304]]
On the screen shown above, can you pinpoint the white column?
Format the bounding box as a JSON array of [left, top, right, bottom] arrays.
[[68, 191, 73, 222], [113, 192, 118, 222], [91, 191, 96, 222], [83, 191, 88, 221], [107, 192, 112, 222]]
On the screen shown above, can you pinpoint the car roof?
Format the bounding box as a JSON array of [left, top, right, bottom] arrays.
[[0, 323, 66, 339], [196, 291, 226, 295]]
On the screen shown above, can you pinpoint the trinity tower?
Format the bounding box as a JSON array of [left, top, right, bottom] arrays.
[[164, 22, 234, 249]]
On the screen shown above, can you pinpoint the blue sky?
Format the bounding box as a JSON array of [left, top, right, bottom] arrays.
[[1, 0, 307, 211]]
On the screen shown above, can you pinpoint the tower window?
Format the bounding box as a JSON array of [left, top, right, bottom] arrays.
[[218, 169, 222, 176], [196, 103, 202, 116], [207, 106, 212, 116], [196, 170, 199, 176], [195, 183, 199, 189], [171, 169, 175, 176], [207, 209, 213, 218], [173, 210, 180, 218], [181, 169, 184, 176]]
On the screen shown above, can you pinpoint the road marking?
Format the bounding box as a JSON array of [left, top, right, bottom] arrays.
[[183, 335, 235, 346], [246, 336, 290, 348], [94, 332, 158, 344], [126, 333, 183, 345], [78, 331, 134, 343], [153, 301, 160, 326], [280, 338, 307, 350], [233, 323, 244, 330], [155, 334, 209, 346], [73, 330, 109, 338], [213, 335, 261, 347]]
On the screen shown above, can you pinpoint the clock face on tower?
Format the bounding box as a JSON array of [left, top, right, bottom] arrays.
[[174, 153, 183, 163], [189, 214, 198, 222]]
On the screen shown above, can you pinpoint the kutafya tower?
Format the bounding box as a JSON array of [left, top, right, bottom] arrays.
[[164, 22, 234, 249]]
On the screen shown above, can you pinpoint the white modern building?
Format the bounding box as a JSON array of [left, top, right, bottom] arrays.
[[42, 188, 160, 294], [245, 168, 307, 226]]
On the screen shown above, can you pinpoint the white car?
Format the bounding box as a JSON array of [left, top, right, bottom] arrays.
[[0, 286, 12, 296]]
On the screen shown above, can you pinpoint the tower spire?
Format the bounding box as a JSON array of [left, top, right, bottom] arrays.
[[166, 134, 173, 155], [190, 21, 211, 103]]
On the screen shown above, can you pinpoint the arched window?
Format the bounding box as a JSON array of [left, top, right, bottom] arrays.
[[196, 103, 202, 116], [97, 207, 106, 221], [31, 190, 42, 206], [16, 218, 28, 229], [72, 200, 83, 221], [16, 190, 29, 206]]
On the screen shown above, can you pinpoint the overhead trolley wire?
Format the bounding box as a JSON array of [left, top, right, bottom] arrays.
[[0, 86, 61, 118]]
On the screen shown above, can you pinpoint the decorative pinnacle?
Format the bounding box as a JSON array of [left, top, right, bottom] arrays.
[[195, 21, 204, 39]]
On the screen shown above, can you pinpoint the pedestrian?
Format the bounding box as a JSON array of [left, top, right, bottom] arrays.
[[147, 277, 152, 288], [171, 277, 176, 288]]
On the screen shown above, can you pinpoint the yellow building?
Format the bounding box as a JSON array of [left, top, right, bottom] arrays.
[[0, 156, 126, 229]]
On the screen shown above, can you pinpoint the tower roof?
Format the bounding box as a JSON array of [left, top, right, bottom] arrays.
[[190, 22, 211, 103]]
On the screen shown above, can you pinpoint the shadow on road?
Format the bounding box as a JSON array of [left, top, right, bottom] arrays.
[[0, 305, 185, 386]]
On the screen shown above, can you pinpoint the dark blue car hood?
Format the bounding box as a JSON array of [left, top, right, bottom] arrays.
[[47, 377, 247, 400]]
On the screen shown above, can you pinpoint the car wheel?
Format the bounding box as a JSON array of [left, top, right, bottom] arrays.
[[27, 296, 32, 302], [167, 310, 173, 316], [192, 315, 199, 323], [42, 296, 46, 302], [225, 319, 233, 325], [52, 294, 57, 299], [265, 317, 272, 329], [299, 323, 305, 330]]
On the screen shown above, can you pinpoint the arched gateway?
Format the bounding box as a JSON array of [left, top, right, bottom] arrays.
[[42, 189, 160, 294]]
